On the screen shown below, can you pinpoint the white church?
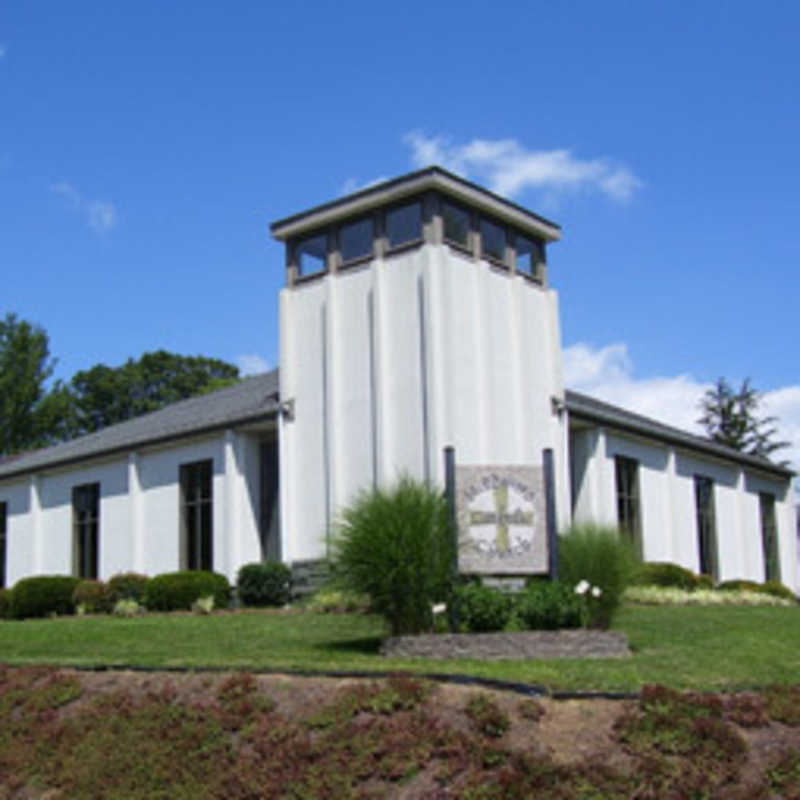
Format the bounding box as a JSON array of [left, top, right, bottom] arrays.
[[0, 167, 795, 591]]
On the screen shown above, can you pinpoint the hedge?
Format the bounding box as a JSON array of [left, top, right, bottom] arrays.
[[144, 571, 231, 612], [237, 562, 292, 607], [10, 575, 81, 619], [108, 572, 149, 604]]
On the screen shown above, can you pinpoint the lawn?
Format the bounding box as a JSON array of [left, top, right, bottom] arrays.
[[1, 604, 798, 692]]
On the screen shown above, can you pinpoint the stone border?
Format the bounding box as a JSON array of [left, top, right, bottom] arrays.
[[381, 630, 630, 661]]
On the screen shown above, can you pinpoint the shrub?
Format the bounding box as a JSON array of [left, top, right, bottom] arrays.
[[304, 589, 372, 614], [455, 583, 513, 632], [237, 562, 292, 607], [635, 562, 701, 591], [10, 575, 81, 619], [514, 581, 583, 630], [107, 572, 149, 604], [113, 598, 143, 617], [73, 580, 113, 614], [717, 579, 762, 593], [624, 585, 792, 607], [0, 588, 11, 619], [192, 595, 215, 614], [330, 477, 453, 635], [558, 524, 639, 628], [144, 571, 231, 612], [760, 580, 797, 602]]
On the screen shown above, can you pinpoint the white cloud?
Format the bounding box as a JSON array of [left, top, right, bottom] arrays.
[[564, 341, 800, 477], [403, 131, 642, 202], [237, 353, 271, 376], [51, 181, 118, 234]]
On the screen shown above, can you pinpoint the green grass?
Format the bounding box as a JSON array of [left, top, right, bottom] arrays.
[[1, 604, 799, 691]]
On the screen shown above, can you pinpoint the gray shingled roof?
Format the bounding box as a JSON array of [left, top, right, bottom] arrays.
[[565, 389, 793, 479], [0, 370, 280, 481]]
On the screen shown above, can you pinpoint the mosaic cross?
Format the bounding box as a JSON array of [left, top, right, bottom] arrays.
[[469, 483, 534, 553]]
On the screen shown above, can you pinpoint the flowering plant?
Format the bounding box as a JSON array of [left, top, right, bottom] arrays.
[[574, 579, 603, 627]]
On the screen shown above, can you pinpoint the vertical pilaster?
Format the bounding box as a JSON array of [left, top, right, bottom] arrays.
[[224, 429, 241, 578], [664, 448, 677, 563], [29, 475, 42, 574], [128, 452, 144, 573]]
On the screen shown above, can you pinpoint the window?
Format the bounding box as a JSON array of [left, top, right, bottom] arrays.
[[294, 233, 327, 276], [441, 200, 471, 248], [180, 460, 213, 571], [0, 502, 6, 589], [73, 483, 100, 579], [480, 217, 506, 264], [340, 217, 374, 263], [614, 455, 640, 547], [386, 201, 423, 249], [759, 492, 780, 582], [515, 234, 543, 279], [694, 476, 717, 578]]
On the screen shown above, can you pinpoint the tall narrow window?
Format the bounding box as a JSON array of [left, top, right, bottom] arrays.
[[759, 492, 780, 582], [0, 502, 6, 589], [294, 232, 328, 277], [615, 455, 641, 548], [480, 217, 506, 263], [441, 200, 471, 249], [180, 460, 213, 571], [72, 483, 100, 579], [694, 476, 717, 578]]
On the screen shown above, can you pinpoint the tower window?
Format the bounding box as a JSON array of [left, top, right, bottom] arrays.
[[480, 217, 506, 264], [73, 483, 100, 579], [515, 234, 543, 279], [340, 217, 374, 264], [441, 200, 471, 249], [386, 201, 423, 249], [295, 233, 328, 277]]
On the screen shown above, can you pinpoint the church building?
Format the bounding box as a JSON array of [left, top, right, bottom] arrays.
[[0, 168, 795, 591]]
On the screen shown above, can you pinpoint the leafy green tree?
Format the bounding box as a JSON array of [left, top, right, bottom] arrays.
[[698, 377, 789, 460], [66, 350, 240, 435], [0, 313, 62, 456]]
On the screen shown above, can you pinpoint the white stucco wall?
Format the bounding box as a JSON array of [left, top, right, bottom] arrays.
[[0, 429, 271, 587], [570, 425, 797, 588], [279, 242, 567, 564]]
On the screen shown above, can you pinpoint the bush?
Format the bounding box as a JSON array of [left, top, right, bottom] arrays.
[[237, 562, 292, 607], [331, 476, 454, 635], [305, 589, 372, 614], [761, 580, 797, 602], [107, 572, 149, 604], [144, 571, 231, 612], [10, 575, 81, 619], [73, 580, 113, 614], [558, 524, 639, 628], [113, 598, 143, 617], [514, 581, 583, 630], [717, 579, 762, 594], [0, 588, 11, 619], [455, 583, 513, 632], [635, 562, 702, 591]]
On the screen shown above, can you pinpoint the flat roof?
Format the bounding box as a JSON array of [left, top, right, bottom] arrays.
[[565, 389, 794, 480], [0, 371, 280, 482], [270, 166, 562, 243]]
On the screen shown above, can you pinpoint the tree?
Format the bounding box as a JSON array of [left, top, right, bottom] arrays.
[[0, 314, 60, 456], [65, 350, 240, 436], [698, 377, 789, 461]]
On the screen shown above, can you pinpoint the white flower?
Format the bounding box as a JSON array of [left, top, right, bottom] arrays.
[[591, 586, 602, 598], [574, 580, 590, 595], [432, 603, 447, 615]]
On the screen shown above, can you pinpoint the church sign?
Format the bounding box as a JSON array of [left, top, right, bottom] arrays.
[[455, 465, 548, 574]]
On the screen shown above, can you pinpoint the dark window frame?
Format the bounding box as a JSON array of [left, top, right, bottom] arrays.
[[293, 230, 330, 279], [759, 492, 780, 582], [180, 459, 214, 572], [614, 455, 641, 551], [513, 231, 545, 282], [72, 483, 100, 580], [338, 214, 376, 267], [440, 198, 473, 254], [0, 501, 6, 589], [479, 215, 508, 268], [694, 475, 717, 578], [384, 198, 425, 253]]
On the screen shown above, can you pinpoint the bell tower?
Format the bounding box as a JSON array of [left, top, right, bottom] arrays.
[[271, 167, 566, 563]]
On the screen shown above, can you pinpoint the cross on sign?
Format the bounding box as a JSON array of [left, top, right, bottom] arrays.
[[469, 484, 534, 553]]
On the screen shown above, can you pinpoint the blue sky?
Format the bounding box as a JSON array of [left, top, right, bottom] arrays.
[[2, 1, 799, 471]]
